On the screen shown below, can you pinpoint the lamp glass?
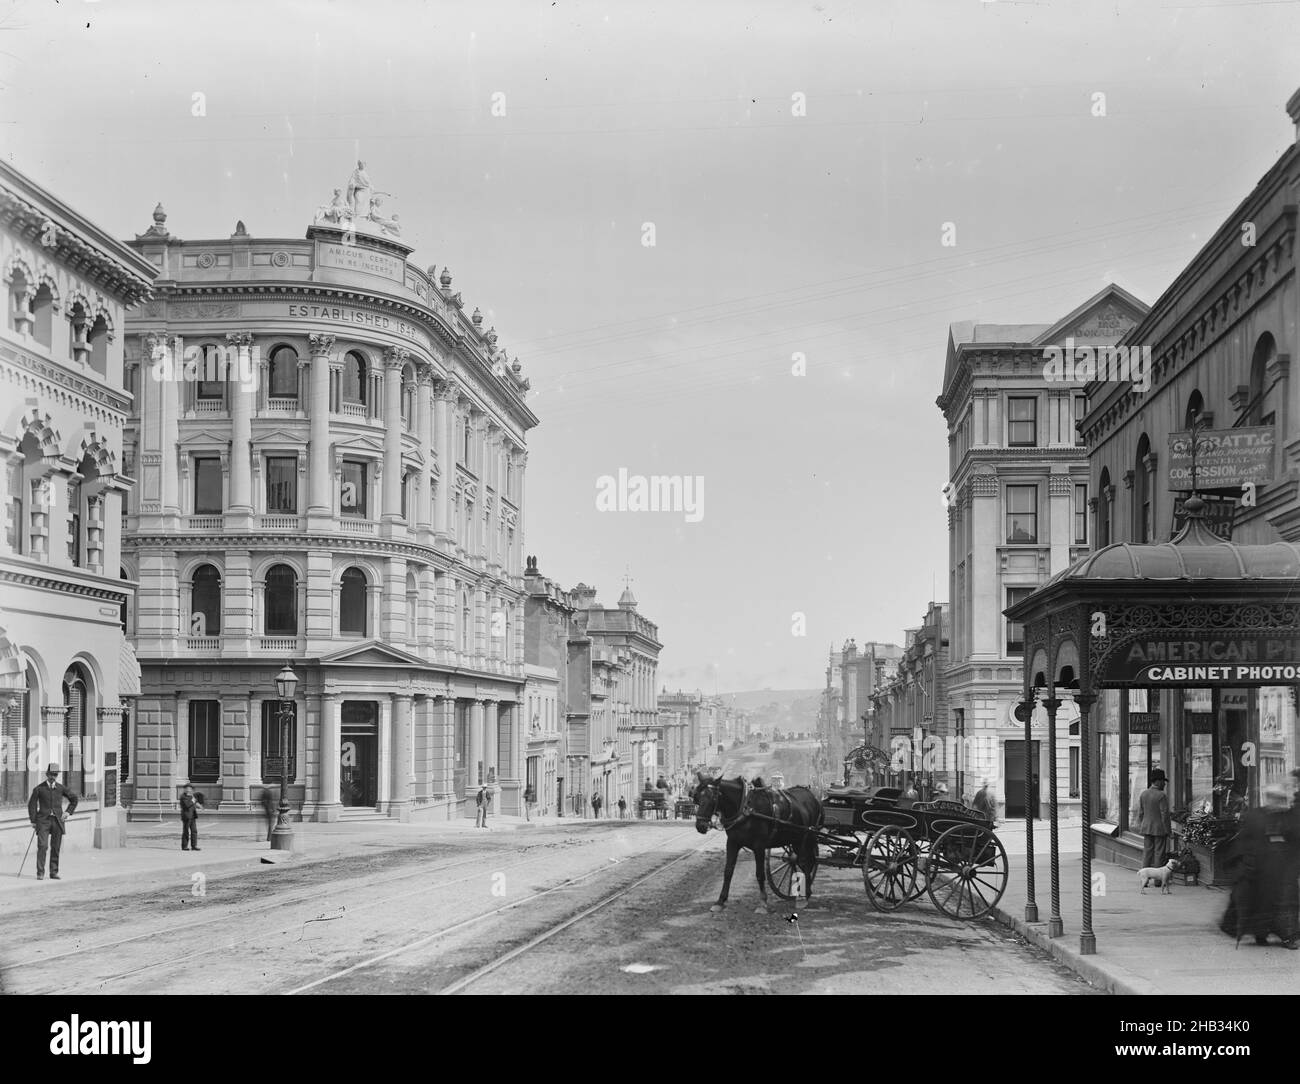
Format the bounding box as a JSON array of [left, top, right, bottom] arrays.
[[276, 663, 298, 700]]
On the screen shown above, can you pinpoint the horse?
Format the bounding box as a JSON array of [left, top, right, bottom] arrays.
[[692, 772, 823, 914]]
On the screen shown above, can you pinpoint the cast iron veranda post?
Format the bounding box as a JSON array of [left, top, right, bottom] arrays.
[[1076, 691, 1098, 954], [1021, 695, 1038, 923], [1043, 696, 1063, 937]]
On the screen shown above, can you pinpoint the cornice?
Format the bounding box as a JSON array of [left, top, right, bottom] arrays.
[[0, 565, 129, 602], [2, 340, 132, 415]]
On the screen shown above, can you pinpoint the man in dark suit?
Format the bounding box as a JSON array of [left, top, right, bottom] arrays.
[[1136, 768, 1171, 868], [28, 763, 78, 881], [180, 784, 202, 851]]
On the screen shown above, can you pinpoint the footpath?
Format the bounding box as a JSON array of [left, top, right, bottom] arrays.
[[990, 818, 1300, 995], [0, 810, 574, 898]]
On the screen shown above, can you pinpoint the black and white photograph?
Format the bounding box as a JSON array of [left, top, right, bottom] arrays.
[[0, 0, 1298, 1043]]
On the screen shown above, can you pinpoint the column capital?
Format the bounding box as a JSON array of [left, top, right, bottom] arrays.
[[433, 378, 461, 403], [383, 345, 411, 371], [416, 362, 437, 386], [308, 333, 337, 358], [225, 332, 255, 349]]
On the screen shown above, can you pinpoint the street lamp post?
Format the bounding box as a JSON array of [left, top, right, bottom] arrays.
[[270, 662, 298, 851]]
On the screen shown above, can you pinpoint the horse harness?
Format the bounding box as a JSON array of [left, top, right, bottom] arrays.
[[706, 778, 798, 832]]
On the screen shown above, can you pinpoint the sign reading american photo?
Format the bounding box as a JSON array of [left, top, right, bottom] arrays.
[[1109, 632, 1300, 685], [1167, 426, 1275, 490]]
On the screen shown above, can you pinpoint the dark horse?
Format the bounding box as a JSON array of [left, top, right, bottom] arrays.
[[692, 772, 822, 913]]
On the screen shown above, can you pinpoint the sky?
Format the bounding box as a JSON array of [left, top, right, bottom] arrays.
[[3, 0, 1298, 693]]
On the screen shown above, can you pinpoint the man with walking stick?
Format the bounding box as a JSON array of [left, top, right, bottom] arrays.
[[27, 763, 78, 881]]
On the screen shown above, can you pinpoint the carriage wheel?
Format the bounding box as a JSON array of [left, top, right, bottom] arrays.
[[862, 825, 919, 912], [766, 845, 816, 900], [926, 823, 1009, 920]]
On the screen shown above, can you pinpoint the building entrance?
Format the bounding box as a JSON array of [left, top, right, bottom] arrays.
[[1004, 740, 1040, 818], [340, 701, 379, 808]]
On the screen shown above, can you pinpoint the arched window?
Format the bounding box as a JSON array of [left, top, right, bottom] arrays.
[[1185, 389, 1204, 429], [343, 351, 367, 404], [197, 344, 225, 401], [268, 345, 299, 399], [31, 283, 54, 348], [191, 564, 222, 636], [1134, 434, 1152, 544], [340, 567, 367, 635], [264, 564, 298, 636], [1097, 467, 1112, 548], [1247, 333, 1278, 427], [62, 664, 90, 798], [87, 315, 109, 377]]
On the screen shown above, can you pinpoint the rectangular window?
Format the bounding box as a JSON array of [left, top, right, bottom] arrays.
[[1005, 484, 1038, 543], [1069, 746, 1080, 798], [194, 457, 223, 514], [1005, 586, 1034, 656], [188, 700, 221, 783], [340, 460, 367, 517], [197, 347, 226, 401], [265, 456, 297, 513], [1073, 393, 1087, 446], [1073, 483, 1088, 545], [1007, 397, 1037, 447], [261, 699, 298, 784]]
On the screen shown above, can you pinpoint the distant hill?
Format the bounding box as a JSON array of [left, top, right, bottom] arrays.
[[724, 689, 822, 711]]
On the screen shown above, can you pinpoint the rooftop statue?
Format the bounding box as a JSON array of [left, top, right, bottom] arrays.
[[314, 161, 400, 237]]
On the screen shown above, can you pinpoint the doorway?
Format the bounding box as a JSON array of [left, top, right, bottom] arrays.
[[1004, 740, 1041, 818], [341, 701, 379, 808]]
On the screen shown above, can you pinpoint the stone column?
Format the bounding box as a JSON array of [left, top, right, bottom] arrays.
[[226, 333, 255, 517], [433, 380, 458, 543], [469, 699, 485, 791], [382, 347, 407, 527], [389, 692, 413, 821], [433, 696, 455, 800], [415, 364, 434, 537], [314, 693, 341, 821], [307, 334, 335, 524], [484, 699, 499, 784]]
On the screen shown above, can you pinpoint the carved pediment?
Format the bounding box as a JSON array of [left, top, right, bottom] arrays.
[[178, 429, 232, 447], [318, 640, 426, 667]]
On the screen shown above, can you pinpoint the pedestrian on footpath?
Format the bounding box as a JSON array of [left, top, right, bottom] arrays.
[[1222, 782, 1300, 949], [1136, 769, 1171, 868], [27, 763, 78, 881], [180, 784, 203, 851], [592, 792, 602, 818], [524, 786, 535, 821], [973, 780, 997, 824], [618, 795, 627, 819], [476, 785, 489, 828]]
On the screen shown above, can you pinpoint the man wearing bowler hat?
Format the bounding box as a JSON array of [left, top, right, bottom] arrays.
[[27, 763, 79, 880], [1136, 768, 1171, 869]]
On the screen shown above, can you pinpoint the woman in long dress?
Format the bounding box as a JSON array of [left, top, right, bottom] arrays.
[[1222, 783, 1300, 948]]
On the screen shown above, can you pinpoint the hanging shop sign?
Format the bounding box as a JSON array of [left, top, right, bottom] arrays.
[[1167, 427, 1274, 491], [1171, 493, 1237, 539], [1108, 631, 1300, 685]]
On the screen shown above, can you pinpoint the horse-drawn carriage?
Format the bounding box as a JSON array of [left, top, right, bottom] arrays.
[[765, 784, 1008, 919], [638, 788, 669, 819], [692, 773, 1007, 921]]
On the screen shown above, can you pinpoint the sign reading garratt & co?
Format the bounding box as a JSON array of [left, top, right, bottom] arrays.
[[1168, 426, 1275, 491], [1107, 632, 1300, 685]]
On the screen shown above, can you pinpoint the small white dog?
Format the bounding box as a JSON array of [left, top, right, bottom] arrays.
[[1138, 858, 1180, 894]]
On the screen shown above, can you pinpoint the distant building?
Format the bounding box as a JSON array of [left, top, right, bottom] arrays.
[[872, 604, 949, 797]]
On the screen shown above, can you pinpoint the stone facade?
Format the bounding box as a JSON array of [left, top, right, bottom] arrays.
[[0, 159, 156, 852], [119, 177, 537, 824]]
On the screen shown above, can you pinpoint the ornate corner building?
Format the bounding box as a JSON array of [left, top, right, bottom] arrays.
[[120, 174, 538, 823], [0, 160, 157, 852]]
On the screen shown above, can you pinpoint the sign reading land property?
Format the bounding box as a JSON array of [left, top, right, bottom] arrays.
[[1167, 426, 1274, 491], [1107, 632, 1300, 685]]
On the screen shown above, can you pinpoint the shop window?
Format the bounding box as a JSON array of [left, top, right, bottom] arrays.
[[261, 699, 298, 784], [188, 700, 220, 783]]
